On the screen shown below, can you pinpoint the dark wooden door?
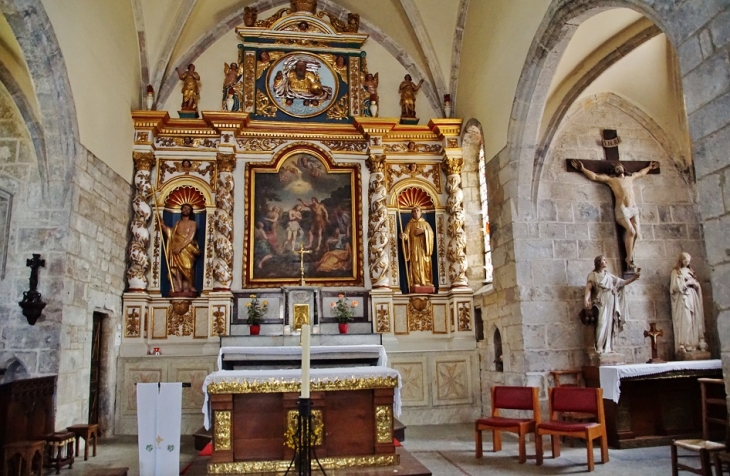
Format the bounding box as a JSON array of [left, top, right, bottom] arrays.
[[88, 312, 103, 424]]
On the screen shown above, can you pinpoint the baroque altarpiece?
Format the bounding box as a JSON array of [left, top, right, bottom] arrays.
[[119, 2, 478, 434]]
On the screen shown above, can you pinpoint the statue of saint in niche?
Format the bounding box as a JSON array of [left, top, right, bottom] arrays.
[[161, 203, 200, 296], [401, 206, 434, 293]]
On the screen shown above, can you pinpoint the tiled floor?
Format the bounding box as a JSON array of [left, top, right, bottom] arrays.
[[53, 423, 679, 475]]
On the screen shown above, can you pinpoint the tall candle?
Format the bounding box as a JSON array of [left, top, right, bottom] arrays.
[[301, 324, 311, 398]]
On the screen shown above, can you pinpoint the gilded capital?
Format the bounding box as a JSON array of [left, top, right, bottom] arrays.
[[132, 151, 155, 172], [217, 153, 237, 173], [366, 154, 386, 174], [441, 157, 463, 176]]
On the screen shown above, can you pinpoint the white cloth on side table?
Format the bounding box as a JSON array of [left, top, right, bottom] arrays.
[[598, 359, 722, 403], [202, 365, 401, 429], [137, 382, 182, 476]]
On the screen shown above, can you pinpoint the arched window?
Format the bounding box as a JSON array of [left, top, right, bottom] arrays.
[[493, 327, 503, 372]]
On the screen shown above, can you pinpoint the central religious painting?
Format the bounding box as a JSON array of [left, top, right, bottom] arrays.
[[244, 144, 363, 287]]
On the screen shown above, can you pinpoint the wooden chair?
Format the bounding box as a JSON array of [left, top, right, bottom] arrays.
[[475, 386, 540, 464], [535, 386, 608, 472], [550, 370, 594, 446], [671, 378, 727, 476]]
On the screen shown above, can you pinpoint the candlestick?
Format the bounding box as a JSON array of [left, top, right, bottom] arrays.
[[301, 324, 311, 398]]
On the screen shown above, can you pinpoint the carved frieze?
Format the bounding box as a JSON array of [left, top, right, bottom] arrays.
[[167, 300, 194, 336], [375, 304, 390, 333], [212, 305, 227, 336], [385, 163, 441, 192], [284, 409, 323, 449], [326, 94, 349, 120], [457, 302, 471, 331], [407, 297, 433, 332], [158, 159, 216, 188], [437, 216, 446, 286], [125, 307, 141, 337], [237, 138, 286, 152], [243, 51, 256, 112], [155, 137, 219, 148], [256, 90, 278, 117], [384, 142, 443, 154], [322, 140, 367, 153]]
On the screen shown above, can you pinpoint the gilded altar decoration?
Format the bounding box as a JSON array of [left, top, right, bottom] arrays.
[[254, 7, 289, 28], [158, 160, 216, 188], [243, 51, 256, 112], [152, 220, 160, 287], [375, 406, 393, 443], [237, 137, 287, 152], [243, 6, 257, 27], [375, 304, 390, 333], [284, 409, 323, 449], [212, 305, 227, 336], [214, 411, 232, 451], [326, 94, 349, 120], [385, 142, 443, 154], [255, 90, 278, 117], [125, 307, 141, 337], [205, 219, 215, 288], [407, 296, 433, 332], [386, 162, 441, 192], [135, 131, 150, 144], [443, 160, 468, 287], [320, 140, 367, 153], [389, 215, 398, 283], [155, 137, 219, 148], [266, 52, 338, 118], [208, 455, 399, 474], [127, 152, 154, 290], [437, 216, 446, 285], [256, 51, 284, 80], [176, 64, 200, 113], [206, 375, 399, 395], [213, 153, 235, 289], [317, 11, 360, 33], [366, 155, 390, 288], [399, 75, 424, 119], [447, 138, 458, 148], [457, 302, 471, 331], [320, 54, 348, 83], [293, 304, 309, 330], [167, 300, 194, 336], [349, 56, 361, 116]]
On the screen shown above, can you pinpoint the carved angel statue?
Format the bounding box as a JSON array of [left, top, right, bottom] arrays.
[[222, 62, 242, 111]]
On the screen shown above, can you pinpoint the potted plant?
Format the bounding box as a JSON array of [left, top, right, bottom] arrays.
[[331, 294, 357, 334], [246, 294, 267, 335]]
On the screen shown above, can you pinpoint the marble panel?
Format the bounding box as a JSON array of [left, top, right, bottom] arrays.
[[391, 358, 428, 407], [433, 359, 472, 406], [394, 303, 408, 334], [194, 306, 208, 338], [152, 306, 167, 339], [432, 303, 447, 334]]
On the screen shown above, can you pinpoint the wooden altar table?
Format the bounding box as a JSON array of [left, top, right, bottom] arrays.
[[584, 360, 722, 448], [202, 366, 401, 473]]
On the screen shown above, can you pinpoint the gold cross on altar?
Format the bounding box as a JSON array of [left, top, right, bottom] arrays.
[[295, 244, 312, 286]]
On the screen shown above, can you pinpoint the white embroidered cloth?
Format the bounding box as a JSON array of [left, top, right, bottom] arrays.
[[599, 359, 722, 403], [202, 366, 401, 429], [217, 344, 388, 370]]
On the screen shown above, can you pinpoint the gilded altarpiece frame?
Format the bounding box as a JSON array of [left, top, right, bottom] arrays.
[[243, 143, 363, 287]]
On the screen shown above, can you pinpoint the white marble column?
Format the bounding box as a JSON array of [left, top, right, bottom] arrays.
[[442, 157, 468, 287], [127, 152, 154, 291], [366, 154, 390, 288], [213, 153, 236, 289]]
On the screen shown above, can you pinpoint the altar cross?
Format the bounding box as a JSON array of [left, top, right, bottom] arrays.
[[643, 322, 665, 364], [295, 244, 312, 286]]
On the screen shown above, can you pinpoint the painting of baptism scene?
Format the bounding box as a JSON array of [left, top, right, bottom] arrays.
[[2, 0, 730, 475]]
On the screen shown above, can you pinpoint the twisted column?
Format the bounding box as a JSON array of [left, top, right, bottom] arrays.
[[366, 154, 390, 288], [127, 152, 155, 290], [213, 153, 236, 289], [442, 157, 468, 287]]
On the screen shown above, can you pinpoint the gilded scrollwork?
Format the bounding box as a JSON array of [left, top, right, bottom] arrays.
[[158, 160, 216, 188], [237, 138, 286, 152], [214, 411, 232, 451], [155, 137, 219, 148], [447, 138, 459, 148], [208, 455, 399, 474], [127, 154, 154, 290], [366, 155, 390, 288], [254, 7, 289, 28], [443, 164, 468, 287], [213, 153, 236, 289], [457, 302, 471, 331], [152, 220, 160, 287], [437, 216, 446, 285], [375, 304, 390, 333], [317, 11, 360, 33], [326, 94, 349, 120], [256, 90, 278, 117], [375, 406, 393, 443], [206, 219, 215, 288], [349, 56, 361, 116], [321, 140, 367, 153], [212, 305, 227, 336], [389, 215, 398, 283], [385, 163, 441, 192], [125, 307, 141, 337], [243, 51, 256, 112], [385, 142, 443, 154], [167, 300, 194, 336], [407, 297, 433, 332], [284, 409, 323, 449], [206, 375, 399, 395]]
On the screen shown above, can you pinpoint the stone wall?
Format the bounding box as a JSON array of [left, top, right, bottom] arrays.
[[533, 93, 708, 369]]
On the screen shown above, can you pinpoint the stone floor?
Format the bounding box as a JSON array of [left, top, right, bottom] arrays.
[[46, 422, 679, 475]]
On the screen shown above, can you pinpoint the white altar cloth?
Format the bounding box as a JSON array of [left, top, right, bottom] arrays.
[[599, 359, 722, 403], [216, 344, 388, 370], [202, 365, 401, 429]]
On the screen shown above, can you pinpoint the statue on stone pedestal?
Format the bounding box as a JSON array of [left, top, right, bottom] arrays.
[[398, 74, 423, 119], [583, 255, 640, 354], [670, 252, 707, 358], [571, 159, 659, 270], [176, 64, 200, 112]]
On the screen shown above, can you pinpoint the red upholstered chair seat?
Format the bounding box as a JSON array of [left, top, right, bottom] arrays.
[[475, 386, 540, 464]]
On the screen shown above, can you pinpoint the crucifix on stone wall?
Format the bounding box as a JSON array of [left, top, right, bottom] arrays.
[[567, 129, 660, 275]]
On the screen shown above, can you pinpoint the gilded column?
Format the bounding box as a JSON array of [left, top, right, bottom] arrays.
[[127, 152, 155, 291], [366, 154, 390, 288], [442, 157, 468, 287], [213, 153, 236, 289]]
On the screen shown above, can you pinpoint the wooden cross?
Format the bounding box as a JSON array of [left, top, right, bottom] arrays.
[[295, 244, 312, 286], [643, 322, 665, 364], [26, 253, 45, 295], [566, 129, 661, 275]]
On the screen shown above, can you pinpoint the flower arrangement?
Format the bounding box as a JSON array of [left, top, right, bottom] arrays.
[[331, 294, 358, 323], [245, 294, 268, 325]]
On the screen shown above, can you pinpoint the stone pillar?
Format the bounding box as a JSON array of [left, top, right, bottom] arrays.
[[213, 153, 236, 289], [127, 152, 155, 291], [442, 156, 468, 287], [366, 154, 390, 288]]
